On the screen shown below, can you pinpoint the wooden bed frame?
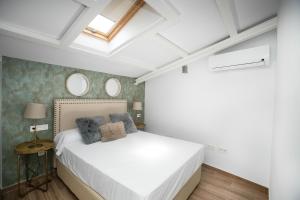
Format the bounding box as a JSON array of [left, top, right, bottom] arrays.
[[54, 99, 202, 200]]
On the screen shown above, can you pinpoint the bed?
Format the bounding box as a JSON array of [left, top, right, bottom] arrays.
[[54, 99, 204, 200]]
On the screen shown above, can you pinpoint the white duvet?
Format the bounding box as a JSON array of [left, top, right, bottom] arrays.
[[54, 130, 204, 200]]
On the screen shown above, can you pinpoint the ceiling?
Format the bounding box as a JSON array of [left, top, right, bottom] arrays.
[[0, 0, 279, 79]]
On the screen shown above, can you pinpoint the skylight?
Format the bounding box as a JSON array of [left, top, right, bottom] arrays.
[[88, 15, 115, 34], [83, 0, 145, 42]]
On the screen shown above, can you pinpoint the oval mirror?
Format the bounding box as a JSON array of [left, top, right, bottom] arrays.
[[105, 78, 121, 97], [66, 73, 89, 96]]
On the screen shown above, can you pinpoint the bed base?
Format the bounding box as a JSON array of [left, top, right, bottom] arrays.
[[57, 160, 201, 200]]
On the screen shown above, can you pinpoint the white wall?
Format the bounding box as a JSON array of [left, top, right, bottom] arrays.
[[0, 55, 2, 189], [145, 31, 277, 187], [270, 0, 300, 199]]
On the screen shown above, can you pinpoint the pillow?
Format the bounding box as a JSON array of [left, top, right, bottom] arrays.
[[99, 122, 126, 142], [54, 128, 82, 156], [109, 112, 138, 133], [76, 116, 106, 144]]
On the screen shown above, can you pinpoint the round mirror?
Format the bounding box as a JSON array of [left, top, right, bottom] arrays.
[[105, 78, 121, 97], [66, 73, 89, 96]]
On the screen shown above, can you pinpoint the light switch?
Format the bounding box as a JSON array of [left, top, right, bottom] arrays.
[[37, 124, 48, 131]]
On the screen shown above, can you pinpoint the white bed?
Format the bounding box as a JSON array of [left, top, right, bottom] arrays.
[[53, 99, 204, 200], [55, 129, 204, 200]]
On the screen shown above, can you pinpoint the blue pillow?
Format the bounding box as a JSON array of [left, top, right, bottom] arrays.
[[76, 116, 106, 144], [109, 113, 138, 133]]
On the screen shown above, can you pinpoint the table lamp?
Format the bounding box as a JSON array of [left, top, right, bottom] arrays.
[[133, 101, 142, 123], [24, 103, 46, 148]]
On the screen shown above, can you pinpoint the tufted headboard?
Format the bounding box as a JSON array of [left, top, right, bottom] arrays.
[[53, 99, 127, 137]]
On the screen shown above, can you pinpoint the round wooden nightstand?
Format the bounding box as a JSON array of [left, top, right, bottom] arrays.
[[15, 139, 54, 197], [135, 122, 145, 131]]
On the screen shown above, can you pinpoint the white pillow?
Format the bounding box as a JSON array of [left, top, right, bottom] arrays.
[[54, 128, 82, 156]]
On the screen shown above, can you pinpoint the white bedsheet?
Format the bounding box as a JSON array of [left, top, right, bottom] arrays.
[[56, 131, 204, 200]]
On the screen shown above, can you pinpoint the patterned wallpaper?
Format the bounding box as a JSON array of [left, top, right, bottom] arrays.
[[1, 56, 145, 187]]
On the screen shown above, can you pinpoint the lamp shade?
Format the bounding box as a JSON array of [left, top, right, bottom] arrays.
[[24, 103, 46, 119], [133, 101, 142, 111]]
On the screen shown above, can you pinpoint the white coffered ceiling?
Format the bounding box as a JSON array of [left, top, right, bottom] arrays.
[[234, 0, 279, 31], [159, 0, 229, 53], [0, 0, 279, 80], [0, 0, 85, 39]]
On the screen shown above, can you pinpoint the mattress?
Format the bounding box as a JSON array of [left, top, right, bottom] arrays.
[[55, 130, 204, 200]]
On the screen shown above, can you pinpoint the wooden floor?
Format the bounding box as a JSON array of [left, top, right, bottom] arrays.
[[189, 165, 268, 200], [2, 165, 268, 200]]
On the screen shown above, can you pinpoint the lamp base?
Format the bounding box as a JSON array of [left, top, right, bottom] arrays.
[[28, 143, 43, 149]]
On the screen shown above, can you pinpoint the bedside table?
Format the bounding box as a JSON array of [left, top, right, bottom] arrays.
[[15, 139, 54, 197], [135, 122, 145, 131]]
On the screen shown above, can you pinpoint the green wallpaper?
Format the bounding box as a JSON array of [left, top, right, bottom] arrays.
[[1, 56, 145, 187]]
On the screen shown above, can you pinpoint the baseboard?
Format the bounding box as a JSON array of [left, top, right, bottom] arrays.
[[202, 164, 269, 195]]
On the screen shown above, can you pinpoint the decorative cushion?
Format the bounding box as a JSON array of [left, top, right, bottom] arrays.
[[109, 112, 138, 133], [76, 116, 106, 144], [99, 122, 126, 142]]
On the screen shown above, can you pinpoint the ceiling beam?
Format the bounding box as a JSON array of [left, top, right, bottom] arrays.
[[73, 0, 100, 7], [70, 43, 153, 71], [215, 0, 238, 37], [60, 0, 112, 47], [155, 33, 189, 57], [113, 55, 155, 71], [108, 18, 165, 56], [0, 20, 60, 46], [70, 43, 110, 57], [135, 17, 277, 85], [145, 0, 180, 20], [109, 0, 181, 56], [60, 7, 100, 46]]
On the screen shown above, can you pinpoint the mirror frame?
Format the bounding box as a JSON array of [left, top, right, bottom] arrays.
[[66, 73, 90, 97], [105, 78, 122, 97]]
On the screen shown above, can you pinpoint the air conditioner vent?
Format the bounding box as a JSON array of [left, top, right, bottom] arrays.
[[209, 45, 270, 71]]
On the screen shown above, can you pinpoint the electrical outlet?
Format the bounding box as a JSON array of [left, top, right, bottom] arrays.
[[30, 126, 36, 132], [218, 147, 228, 153], [206, 144, 216, 151], [206, 144, 227, 153], [30, 124, 48, 132]]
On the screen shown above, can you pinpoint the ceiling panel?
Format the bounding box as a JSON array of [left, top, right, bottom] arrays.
[[117, 36, 180, 69], [159, 0, 228, 53], [0, 34, 148, 77], [109, 4, 161, 50], [102, 0, 136, 21], [74, 4, 161, 53], [234, 0, 279, 31], [0, 0, 84, 39]]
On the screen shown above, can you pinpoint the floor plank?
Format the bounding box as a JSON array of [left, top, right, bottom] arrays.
[[2, 165, 268, 200]]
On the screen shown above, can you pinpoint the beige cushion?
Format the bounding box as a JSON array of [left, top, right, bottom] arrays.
[[99, 122, 126, 142]]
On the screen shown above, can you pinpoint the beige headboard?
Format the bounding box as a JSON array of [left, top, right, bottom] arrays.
[[54, 99, 127, 136]]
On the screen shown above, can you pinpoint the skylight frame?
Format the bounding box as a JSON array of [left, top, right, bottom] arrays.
[[83, 0, 145, 42], [87, 15, 116, 34]]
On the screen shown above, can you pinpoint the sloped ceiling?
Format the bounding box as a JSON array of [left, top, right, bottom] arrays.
[[159, 0, 229, 53], [0, 0, 279, 78]]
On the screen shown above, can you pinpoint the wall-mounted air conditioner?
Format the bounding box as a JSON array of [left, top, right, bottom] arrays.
[[209, 45, 270, 71]]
